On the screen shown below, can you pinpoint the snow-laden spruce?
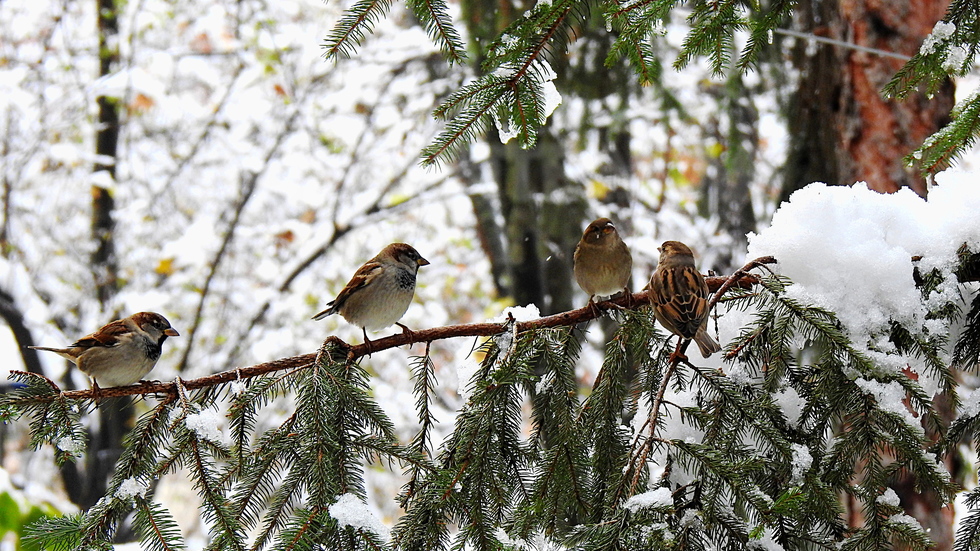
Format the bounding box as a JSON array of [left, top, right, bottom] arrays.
[[748, 173, 980, 397]]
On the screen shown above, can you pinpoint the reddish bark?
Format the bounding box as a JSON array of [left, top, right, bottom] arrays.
[[785, 0, 953, 199], [838, 0, 952, 195]]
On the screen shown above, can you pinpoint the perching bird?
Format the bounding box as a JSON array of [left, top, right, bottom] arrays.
[[573, 217, 632, 305], [649, 241, 721, 358], [30, 311, 179, 390], [313, 242, 429, 345]]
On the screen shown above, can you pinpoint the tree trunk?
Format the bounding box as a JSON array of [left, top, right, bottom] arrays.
[[784, 0, 953, 199], [60, 0, 132, 512], [701, 74, 759, 272], [92, 0, 119, 303], [490, 133, 584, 314], [461, 0, 586, 314]]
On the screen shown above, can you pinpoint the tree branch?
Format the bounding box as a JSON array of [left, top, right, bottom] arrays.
[[708, 255, 773, 308], [176, 171, 259, 373], [618, 255, 775, 496], [0, 288, 44, 375], [8, 258, 775, 403]]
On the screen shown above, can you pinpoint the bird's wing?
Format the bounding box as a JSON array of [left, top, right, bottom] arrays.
[[330, 261, 385, 311], [70, 319, 129, 349], [652, 266, 710, 339]]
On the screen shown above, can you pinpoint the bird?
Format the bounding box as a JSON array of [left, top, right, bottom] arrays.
[[648, 241, 721, 358], [30, 311, 180, 391], [573, 217, 633, 306], [313, 242, 429, 346]]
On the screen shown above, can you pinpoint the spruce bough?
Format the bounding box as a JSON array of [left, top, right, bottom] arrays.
[[4, 252, 980, 550]]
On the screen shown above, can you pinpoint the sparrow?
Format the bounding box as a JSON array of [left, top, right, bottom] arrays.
[[573, 217, 633, 305], [649, 241, 721, 358], [313, 242, 429, 345], [30, 312, 180, 390]]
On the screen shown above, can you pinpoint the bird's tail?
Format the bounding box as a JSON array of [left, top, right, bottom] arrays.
[[28, 345, 60, 352], [27, 346, 77, 363], [694, 329, 722, 358], [311, 302, 338, 321]]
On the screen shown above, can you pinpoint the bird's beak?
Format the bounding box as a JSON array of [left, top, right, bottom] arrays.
[[165, 328, 180, 337], [417, 257, 430, 267]]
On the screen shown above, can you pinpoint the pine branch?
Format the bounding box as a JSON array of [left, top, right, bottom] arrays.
[[13, 249, 972, 550], [249, 461, 307, 551], [883, 0, 980, 100], [612, 39, 661, 86], [511, 327, 589, 540], [625, 348, 682, 495], [189, 434, 246, 550], [954, 291, 980, 370], [0, 371, 89, 465], [735, 0, 794, 71], [581, 311, 660, 514], [675, 0, 744, 75], [22, 514, 86, 551], [906, 92, 980, 175], [406, 0, 466, 63], [133, 498, 187, 551], [421, 0, 575, 165], [5, 265, 769, 404], [955, 485, 980, 551], [409, 345, 437, 456], [401, 344, 438, 508], [603, 0, 670, 86], [479, 0, 573, 77], [420, 80, 508, 166], [322, 0, 394, 59], [407, 326, 538, 550], [226, 412, 298, 535]]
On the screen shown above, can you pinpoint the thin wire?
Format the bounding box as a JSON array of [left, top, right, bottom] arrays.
[[773, 28, 912, 61]]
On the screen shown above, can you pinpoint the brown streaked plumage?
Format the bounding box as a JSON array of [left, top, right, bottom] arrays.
[[573, 217, 632, 304], [649, 241, 721, 358], [313, 243, 429, 344], [30, 312, 179, 389]]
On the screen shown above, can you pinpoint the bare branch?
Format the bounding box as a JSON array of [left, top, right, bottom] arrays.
[[708, 255, 774, 308], [176, 174, 258, 373], [0, 288, 44, 375]]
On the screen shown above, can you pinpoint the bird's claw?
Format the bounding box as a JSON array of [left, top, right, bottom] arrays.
[[396, 323, 417, 346]]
